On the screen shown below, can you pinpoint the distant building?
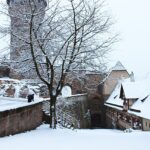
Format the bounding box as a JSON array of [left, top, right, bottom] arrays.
[[105, 79, 150, 131], [88, 61, 130, 128]]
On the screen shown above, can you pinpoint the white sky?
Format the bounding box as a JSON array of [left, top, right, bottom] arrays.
[[107, 0, 150, 79], [0, 0, 150, 79]]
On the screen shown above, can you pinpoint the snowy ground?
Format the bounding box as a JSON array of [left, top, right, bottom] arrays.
[[0, 124, 150, 150]]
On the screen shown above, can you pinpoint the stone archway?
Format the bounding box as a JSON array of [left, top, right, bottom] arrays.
[[89, 95, 103, 128], [61, 84, 72, 97], [91, 113, 102, 128]]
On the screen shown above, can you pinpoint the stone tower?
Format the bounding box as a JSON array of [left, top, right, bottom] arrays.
[[99, 61, 130, 100], [7, 0, 47, 78]]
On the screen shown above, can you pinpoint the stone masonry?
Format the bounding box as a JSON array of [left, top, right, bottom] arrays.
[[7, 0, 47, 78], [0, 102, 43, 137]]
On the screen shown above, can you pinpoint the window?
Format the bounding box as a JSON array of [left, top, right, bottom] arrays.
[[61, 85, 72, 97], [146, 122, 147, 127], [149, 123, 150, 128]]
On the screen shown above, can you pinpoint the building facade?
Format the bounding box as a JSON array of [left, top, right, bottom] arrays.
[[98, 61, 130, 101], [105, 79, 150, 131]]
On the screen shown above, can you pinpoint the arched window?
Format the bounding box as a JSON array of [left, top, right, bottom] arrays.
[[61, 85, 72, 97]]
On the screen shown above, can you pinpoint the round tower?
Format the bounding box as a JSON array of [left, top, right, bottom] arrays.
[[7, 0, 47, 78]]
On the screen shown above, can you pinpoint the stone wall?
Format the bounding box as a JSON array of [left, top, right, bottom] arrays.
[[57, 94, 91, 129], [0, 102, 43, 137], [65, 73, 104, 95], [96, 70, 130, 128], [0, 65, 10, 78]]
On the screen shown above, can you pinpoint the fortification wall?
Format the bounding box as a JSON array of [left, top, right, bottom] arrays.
[[0, 102, 43, 137], [57, 94, 91, 129]]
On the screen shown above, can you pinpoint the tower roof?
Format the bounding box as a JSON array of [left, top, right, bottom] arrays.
[[112, 61, 126, 71]]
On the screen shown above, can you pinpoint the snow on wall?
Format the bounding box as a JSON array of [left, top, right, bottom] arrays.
[[0, 101, 43, 137]]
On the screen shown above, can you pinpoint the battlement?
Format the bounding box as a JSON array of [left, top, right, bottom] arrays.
[[7, 0, 47, 7]]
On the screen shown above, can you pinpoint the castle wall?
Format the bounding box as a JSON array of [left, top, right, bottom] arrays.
[[65, 72, 104, 95], [0, 102, 43, 137], [57, 94, 91, 129]]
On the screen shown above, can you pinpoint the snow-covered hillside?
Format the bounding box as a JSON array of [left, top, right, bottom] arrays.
[[0, 124, 150, 150]]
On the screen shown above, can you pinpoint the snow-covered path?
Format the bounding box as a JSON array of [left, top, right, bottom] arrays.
[[0, 124, 150, 150]]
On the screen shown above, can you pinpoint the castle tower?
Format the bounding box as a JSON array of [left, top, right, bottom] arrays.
[[101, 61, 130, 100], [7, 0, 47, 78]]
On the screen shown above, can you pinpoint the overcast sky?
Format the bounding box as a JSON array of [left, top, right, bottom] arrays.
[[107, 0, 150, 79], [0, 0, 150, 79]]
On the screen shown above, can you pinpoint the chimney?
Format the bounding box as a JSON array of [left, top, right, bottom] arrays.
[[130, 71, 135, 82]]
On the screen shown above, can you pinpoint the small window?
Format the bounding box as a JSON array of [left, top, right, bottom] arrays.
[[114, 95, 118, 99], [146, 122, 147, 127], [61, 85, 72, 97], [149, 123, 150, 128]]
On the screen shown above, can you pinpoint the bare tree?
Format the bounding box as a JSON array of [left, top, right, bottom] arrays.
[[0, 0, 116, 128]]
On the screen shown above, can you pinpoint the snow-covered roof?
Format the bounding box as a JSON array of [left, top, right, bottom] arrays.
[[105, 83, 123, 108], [112, 61, 126, 71], [130, 95, 150, 119], [121, 81, 149, 99], [105, 79, 150, 120]]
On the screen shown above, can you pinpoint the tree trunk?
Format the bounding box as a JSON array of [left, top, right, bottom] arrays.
[[49, 96, 57, 129]]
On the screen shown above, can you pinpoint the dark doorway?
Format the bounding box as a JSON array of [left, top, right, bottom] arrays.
[[91, 114, 101, 128]]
